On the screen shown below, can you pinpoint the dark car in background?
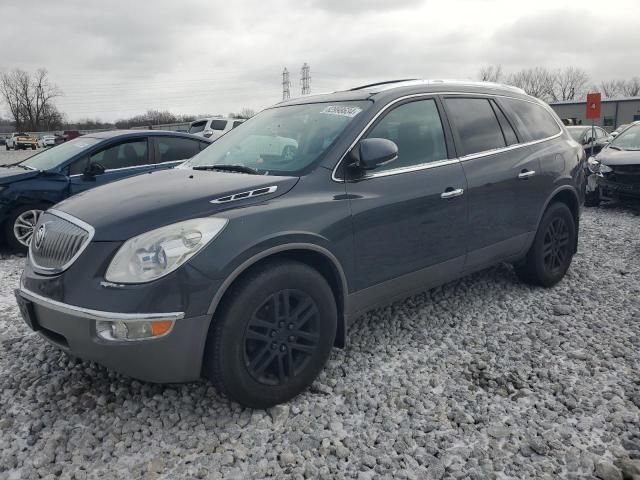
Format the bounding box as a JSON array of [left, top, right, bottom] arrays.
[[1, 130, 211, 250], [586, 123, 640, 205], [566, 125, 610, 156], [15, 80, 585, 407]]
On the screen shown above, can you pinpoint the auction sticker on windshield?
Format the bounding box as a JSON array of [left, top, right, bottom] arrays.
[[320, 105, 363, 118]]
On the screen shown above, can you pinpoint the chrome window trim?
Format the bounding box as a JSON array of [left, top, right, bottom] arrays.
[[29, 209, 95, 275], [17, 287, 184, 322], [331, 91, 564, 183]]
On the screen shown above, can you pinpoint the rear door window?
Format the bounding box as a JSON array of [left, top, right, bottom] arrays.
[[444, 97, 506, 156], [500, 98, 561, 141], [210, 120, 228, 131], [189, 121, 207, 134], [154, 136, 200, 163]]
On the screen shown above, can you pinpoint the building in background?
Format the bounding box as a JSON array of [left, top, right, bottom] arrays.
[[550, 97, 640, 131]]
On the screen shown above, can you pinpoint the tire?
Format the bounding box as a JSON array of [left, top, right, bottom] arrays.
[[4, 144, 8, 151], [31, 145, 36, 150], [514, 202, 576, 288], [585, 190, 601, 207], [4, 205, 46, 253], [204, 260, 337, 408]]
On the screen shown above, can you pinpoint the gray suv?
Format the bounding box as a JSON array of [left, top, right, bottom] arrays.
[[15, 80, 586, 407]]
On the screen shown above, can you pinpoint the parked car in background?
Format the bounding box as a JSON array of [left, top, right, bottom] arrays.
[[0, 130, 211, 251], [14, 80, 585, 408], [586, 122, 640, 206], [0, 137, 6, 146], [40, 135, 57, 147], [188, 117, 245, 140], [566, 125, 610, 156], [6, 133, 38, 150], [62, 130, 81, 142]]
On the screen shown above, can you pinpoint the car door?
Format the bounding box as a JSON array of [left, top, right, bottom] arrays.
[[68, 137, 152, 194], [443, 96, 547, 271], [342, 97, 468, 304], [151, 135, 202, 170]]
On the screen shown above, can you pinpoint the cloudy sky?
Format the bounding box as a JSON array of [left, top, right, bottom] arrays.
[[1, 0, 639, 121]]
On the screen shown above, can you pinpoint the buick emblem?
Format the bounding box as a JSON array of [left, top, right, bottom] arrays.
[[34, 224, 46, 250]]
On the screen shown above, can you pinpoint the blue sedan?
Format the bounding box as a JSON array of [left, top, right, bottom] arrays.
[[0, 130, 211, 251]]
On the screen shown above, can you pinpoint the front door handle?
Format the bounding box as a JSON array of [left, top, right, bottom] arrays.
[[518, 169, 536, 180], [440, 187, 464, 199]]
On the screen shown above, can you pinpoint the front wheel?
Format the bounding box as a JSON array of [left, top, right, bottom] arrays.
[[4, 206, 45, 252], [585, 190, 600, 207], [204, 260, 337, 408], [514, 202, 576, 287]]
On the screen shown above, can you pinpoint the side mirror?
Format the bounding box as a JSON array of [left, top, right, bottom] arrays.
[[83, 162, 105, 178], [351, 138, 398, 170]]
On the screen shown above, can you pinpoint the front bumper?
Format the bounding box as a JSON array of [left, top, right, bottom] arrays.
[[16, 287, 211, 383], [597, 176, 640, 199]]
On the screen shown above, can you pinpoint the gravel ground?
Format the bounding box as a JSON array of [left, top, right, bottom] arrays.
[[0, 148, 39, 166], [0, 205, 639, 480]]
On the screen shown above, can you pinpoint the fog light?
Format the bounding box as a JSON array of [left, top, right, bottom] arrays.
[[96, 319, 174, 341]]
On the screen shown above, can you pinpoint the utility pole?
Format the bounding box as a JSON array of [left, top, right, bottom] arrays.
[[282, 67, 291, 101], [301, 63, 311, 95]]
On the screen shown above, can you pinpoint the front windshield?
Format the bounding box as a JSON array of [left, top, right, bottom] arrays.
[[567, 128, 587, 141], [20, 137, 100, 171], [610, 124, 640, 150], [184, 101, 371, 174]]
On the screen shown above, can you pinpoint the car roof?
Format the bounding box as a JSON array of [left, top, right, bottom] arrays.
[[274, 79, 533, 108], [82, 129, 212, 141]]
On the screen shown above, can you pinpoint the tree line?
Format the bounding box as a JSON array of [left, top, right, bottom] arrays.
[[478, 65, 640, 102], [0, 68, 256, 132]]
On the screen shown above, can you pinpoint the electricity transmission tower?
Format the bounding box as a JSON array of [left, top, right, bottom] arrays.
[[282, 67, 291, 101], [301, 63, 311, 95]]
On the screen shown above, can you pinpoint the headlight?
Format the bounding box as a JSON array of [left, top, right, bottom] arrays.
[[599, 163, 613, 174], [587, 156, 601, 174], [105, 217, 227, 283]]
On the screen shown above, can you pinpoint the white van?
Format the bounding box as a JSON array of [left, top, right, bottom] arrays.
[[188, 117, 245, 140]]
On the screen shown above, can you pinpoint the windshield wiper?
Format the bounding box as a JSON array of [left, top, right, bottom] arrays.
[[608, 145, 621, 150], [1, 163, 34, 170], [193, 164, 260, 175]]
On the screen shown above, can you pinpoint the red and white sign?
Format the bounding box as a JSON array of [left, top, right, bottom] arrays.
[[586, 92, 601, 119]]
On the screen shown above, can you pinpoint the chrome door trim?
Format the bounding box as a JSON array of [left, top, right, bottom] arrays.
[[517, 170, 536, 179], [440, 188, 464, 199], [331, 91, 564, 183]]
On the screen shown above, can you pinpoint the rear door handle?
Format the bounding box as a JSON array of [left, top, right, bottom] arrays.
[[440, 188, 464, 199], [518, 169, 536, 180]]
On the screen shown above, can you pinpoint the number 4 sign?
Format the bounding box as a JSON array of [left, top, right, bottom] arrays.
[[586, 93, 601, 119]]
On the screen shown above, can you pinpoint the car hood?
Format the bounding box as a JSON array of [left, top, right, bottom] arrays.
[[598, 148, 640, 166], [0, 166, 40, 185], [54, 168, 299, 241]]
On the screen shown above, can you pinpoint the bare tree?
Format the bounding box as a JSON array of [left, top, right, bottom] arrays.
[[621, 76, 640, 97], [478, 65, 503, 83], [551, 67, 589, 102], [0, 68, 62, 131], [599, 80, 624, 99], [506, 67, 555, 101], [229, 108, 256, 119]]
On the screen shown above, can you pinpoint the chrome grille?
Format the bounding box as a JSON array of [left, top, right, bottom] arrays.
[[29, 210, 94, 274]]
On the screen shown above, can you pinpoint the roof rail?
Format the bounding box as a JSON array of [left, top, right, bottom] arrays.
[[348, 78, 527, 95], [349, 79, 419, 91]]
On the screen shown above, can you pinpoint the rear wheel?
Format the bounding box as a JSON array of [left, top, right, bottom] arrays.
[[204, 260, 337, 408], [514, 202, 576, 287], [4, 206, 45, 253]]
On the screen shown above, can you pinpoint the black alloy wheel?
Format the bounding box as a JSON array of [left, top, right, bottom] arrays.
[[243, 289, 320, 386], [542, 216, 570, 276]]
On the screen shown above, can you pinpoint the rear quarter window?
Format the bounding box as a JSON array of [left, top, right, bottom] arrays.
[[210, 120, 228, 130], [500, 98, 561, 141], [189, 121, 207, 134]]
